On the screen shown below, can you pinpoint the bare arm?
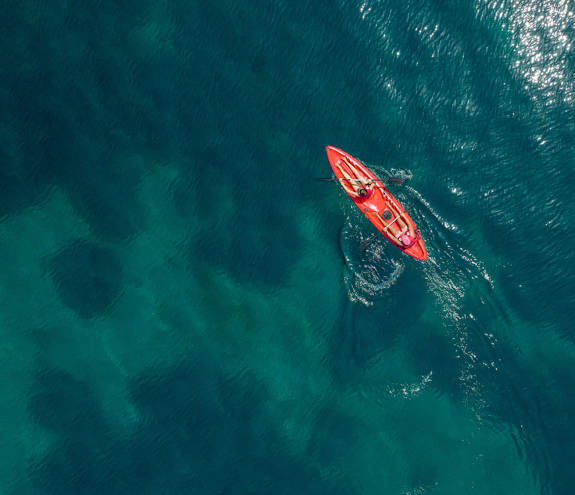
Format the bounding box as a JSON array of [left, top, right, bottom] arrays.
[[341, 156, 366, 179], [334, 161, 360, 196], [342, 157, 374, 188]]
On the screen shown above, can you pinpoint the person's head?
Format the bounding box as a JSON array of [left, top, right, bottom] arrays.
[[382, 210, 392, 220], [401, 234, 414, 247], [358, 188, 367, 197]]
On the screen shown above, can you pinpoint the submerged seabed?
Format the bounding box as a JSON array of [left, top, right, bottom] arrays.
[[1, 0, 574, 493]]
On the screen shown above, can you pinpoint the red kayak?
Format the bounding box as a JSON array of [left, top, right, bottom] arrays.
[[326, 146, 427, 261]]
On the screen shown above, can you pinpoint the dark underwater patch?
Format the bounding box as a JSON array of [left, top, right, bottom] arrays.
[[330, 266, 427, 383], [28, 367, 107, 440], [48, 240, 122, 319], [407, 328, 462, 398], [29, 357, 357, 495]]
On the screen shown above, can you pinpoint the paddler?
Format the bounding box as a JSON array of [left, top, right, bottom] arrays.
[[377, 208, 416, 248], [334, 156, 375, 199]]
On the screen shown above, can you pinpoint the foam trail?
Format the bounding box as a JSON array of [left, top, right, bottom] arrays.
[[339, 204, 405, 306]]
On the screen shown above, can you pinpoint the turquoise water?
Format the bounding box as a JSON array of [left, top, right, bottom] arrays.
[[2, 0, 575, 493]]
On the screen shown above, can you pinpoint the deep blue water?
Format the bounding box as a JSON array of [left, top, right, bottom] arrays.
[[1, 0, 575, 493]]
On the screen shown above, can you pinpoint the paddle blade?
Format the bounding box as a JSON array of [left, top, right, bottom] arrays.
[[381, 168, 412, 186], [385, 177, 407, 185]]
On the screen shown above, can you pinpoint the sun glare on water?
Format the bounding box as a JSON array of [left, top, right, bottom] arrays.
[[481, 0, 575, 104]]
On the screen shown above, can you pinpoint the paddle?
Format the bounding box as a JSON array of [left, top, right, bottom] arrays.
[[315, 175, 407, 186]]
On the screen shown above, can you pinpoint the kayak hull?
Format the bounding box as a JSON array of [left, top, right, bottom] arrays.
[[326, 146, 427, 261]]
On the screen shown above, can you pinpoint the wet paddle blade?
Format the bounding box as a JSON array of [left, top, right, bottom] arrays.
[[315, 176, 406, 185]]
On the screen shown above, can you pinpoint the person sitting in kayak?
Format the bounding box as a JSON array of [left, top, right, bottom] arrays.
[[334, 157, 375, 199], [396, 225, 416, 248], [378, 208, 416, 248]]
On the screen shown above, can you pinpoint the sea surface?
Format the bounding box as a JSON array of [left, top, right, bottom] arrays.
[[1, 0, 574, 493]]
